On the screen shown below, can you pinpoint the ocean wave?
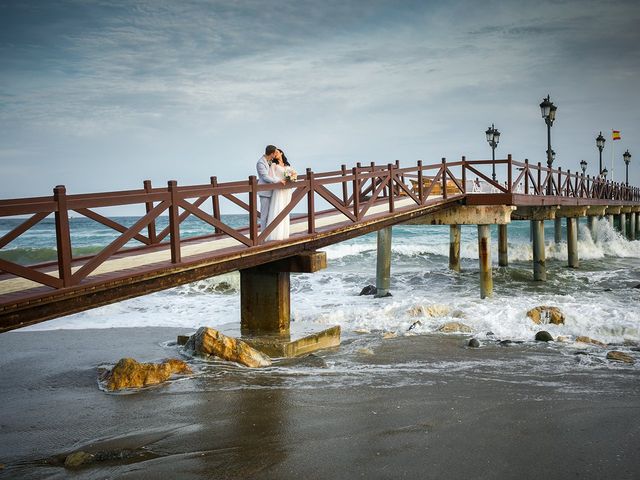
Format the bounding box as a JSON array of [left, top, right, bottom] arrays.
[[0, 246, 103, 265]]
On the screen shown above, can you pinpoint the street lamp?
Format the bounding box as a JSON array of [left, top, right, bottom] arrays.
[[485, 124, 500, 180], [540, 95, 557, 194], [623, 150, 632, 186], [596, 131, 606, 174], [602, 167, 608, 180], [580, 159, 587, 175]]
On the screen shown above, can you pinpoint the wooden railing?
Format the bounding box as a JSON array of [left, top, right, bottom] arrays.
[[1, 156, 638, 292]]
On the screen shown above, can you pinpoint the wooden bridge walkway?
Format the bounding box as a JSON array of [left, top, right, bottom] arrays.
[[1, 157, 639, 332]]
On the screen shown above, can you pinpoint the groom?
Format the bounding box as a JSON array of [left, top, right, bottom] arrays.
[[256, 145, 285, 231]]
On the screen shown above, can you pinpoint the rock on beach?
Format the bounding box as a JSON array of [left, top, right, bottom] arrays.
[[527, 306, 565, 325], [606, 351, 635, 364], [437, 322, 473, 333], [104, 358, 192, 391], [185, 327, 272, 368]]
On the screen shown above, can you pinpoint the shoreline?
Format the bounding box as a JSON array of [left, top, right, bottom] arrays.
[[1, 327, 639, 479]]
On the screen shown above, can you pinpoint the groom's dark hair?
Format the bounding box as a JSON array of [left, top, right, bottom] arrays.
[[265, 145, 277, 155]]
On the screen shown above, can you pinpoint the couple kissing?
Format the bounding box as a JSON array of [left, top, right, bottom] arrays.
[[256, 145, 297, 241]]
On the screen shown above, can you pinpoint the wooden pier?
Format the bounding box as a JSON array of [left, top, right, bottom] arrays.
[[1, 156, 639, 335]]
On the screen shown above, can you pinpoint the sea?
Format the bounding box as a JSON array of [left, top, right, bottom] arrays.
[[2, 214, 638, 350]]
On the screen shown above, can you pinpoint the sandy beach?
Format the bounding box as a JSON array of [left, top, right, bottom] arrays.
[[1, 327, 639, 479]]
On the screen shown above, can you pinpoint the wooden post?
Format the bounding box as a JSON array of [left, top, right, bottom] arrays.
[[306, 168, 315, 234], [507, 154, 512, 193], [537, 162, 542, 195], [249, 176, 258, 245], [498, 224, 508, 267], [387, 163, 394, 213], [449, 224, 461, 272], [167, 180, 181, 264], [210, 176, 221, 234], [352, 167, 360, 220], [375, 227, 392, 297], [143, 180, 157, 243], [630, 211, 636, 241], [478, 224, 492, 298], [441, 158, 447, 199], [557, 167, 562, 196], [53, 185, 72, 287], [554, 216, 562, 244], [524, 159, 529, 194], [417, 160, 424, 203], [370, 161, 376, 196], [461, 156, 467, 194], [341, 164, 348, 204]]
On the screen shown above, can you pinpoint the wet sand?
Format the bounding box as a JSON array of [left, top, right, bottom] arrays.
[[0, 327, 639, 479]]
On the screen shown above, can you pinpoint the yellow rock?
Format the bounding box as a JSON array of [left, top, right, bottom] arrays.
[[357, 347, 375, 356], [437, 321, 473, 333], [526, 306, 565, 325], [105, 358, 192, 391], [188, 327, 272, 368], [575, 336, 607, 347], [408, 304, 452, 318], [382, 332, 397, 339], [64, 451, 94, 469], [606, 351, 635, 364]]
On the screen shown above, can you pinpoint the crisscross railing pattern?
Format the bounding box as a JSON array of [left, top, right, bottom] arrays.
[[1, 156, 638, 294]]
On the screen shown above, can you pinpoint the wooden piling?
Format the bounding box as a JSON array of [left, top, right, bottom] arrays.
[[375, 227, 392, 297], [498, 224, 508, 267], [478, 224, 492, 298], [449, 225, 461, 272], [554, 216, 562, 244], [567, 217, 578, 268], [532, 220, 546, 281]]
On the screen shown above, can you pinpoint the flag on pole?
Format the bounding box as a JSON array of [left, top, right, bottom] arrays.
[[612, 130, 621, 140]]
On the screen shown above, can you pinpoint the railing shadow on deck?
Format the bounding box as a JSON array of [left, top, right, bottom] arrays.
[[0, 156, 638, 292]]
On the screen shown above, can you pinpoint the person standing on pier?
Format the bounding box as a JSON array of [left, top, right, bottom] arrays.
[[256, 145, 285, 231]]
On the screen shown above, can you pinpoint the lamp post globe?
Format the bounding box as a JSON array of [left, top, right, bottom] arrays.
[[596, 132, 606, 174], [580, 159, 587, 175], [486, 124, 500, 181], [623, 150, 631, 186], [602, 167, 608, 180]]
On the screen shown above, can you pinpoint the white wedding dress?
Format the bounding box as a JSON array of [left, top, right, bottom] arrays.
[[265, 164, 293, 241]]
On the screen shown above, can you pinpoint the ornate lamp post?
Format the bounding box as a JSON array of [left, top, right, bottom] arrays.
[[623, 150, 632, 186], [596, 131, 606, 174], [580, 159, 587, 175], [485, 124, 500, 181], [540, 95, 557, 194], [602, 167, 608, 180]]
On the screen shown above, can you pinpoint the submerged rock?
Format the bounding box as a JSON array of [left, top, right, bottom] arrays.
[[213, 281, 236, 294], [357, 347, 375, 356], [359, 285, 377, 296], [575, 336, 607, 347], [185, 327, 272, 368], [437, 321, 473, 333], [468, 338, 481, 348], [382, 332, 397, 339], [535, 331, 554, 342], [64, 451, 94, 469], [527, 306, 565, 325], [104, 358, 192, 391], [606, 351, 635, 364]]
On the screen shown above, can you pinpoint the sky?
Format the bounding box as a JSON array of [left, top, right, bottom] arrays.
[[1, 0, 639, 205]]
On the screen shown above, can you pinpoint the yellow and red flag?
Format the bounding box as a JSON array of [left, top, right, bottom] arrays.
[[612, 130, 621, 140]]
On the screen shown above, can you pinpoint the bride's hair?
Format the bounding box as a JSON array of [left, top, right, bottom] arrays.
[[278, 149, 290, 167]]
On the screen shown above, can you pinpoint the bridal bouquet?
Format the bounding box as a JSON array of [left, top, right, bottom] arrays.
[[284, 166, 298, 182]]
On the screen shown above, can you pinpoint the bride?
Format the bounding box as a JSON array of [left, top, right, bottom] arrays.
[[265, 149, 294, 241]]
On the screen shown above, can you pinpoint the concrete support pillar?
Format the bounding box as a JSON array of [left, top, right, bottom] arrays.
[[477, 225, 492, 299], [498, 224, 508, 267], [449, 225, 461, 272], [607, 214, 614, 229], [532, 220, 546, 281], [554, 217, 562, 244], [587, 216, 596, 237], [241, 269, 290, 335], [630, 213, 636, 241], [567, 217, 579, 268], [375, 227, 392, 297], [619, 213, 626, 237], [636, 212, 640, 238]]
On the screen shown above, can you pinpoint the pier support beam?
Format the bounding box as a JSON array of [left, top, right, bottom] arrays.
[[478, 224, 492, 299], [449, 225, 461, 272], [376, 227, 392, 297], [498, 224, 508, 267], [630, 213, 636, 241], [587, 216, 596, 236], [240, 252, 327, 335], [620, 213, 627, 237], [532, 220, 546, 281], [607, 214, 614, 229], [567, 217, 579, 268], [554, 217, 562, 244]]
